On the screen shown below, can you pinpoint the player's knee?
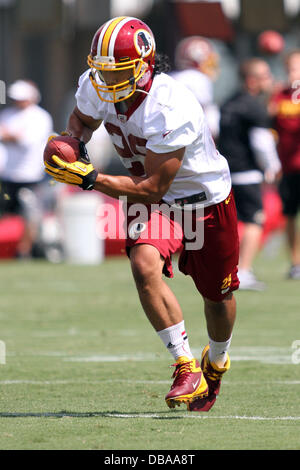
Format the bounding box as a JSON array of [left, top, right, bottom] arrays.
[[204, 292, 235, 309], [130, 245, 162, 288]]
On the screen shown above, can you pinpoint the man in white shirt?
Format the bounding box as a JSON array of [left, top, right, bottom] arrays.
[[44, 16, 239, 412], [170, 36, 220, 139], [0, 80, 53, 257]]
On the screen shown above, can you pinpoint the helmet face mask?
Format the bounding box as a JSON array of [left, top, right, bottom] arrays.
[[88, 55, 146, 103], [87, 17, 156, 103]]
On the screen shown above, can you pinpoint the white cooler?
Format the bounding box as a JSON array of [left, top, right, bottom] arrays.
[[59, 192, 104, 265]]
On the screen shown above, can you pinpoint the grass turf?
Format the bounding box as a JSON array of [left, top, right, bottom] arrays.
[[0, 245, 299, 450]]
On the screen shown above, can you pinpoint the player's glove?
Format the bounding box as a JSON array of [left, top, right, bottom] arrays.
[[45, 134, 98, 190], [45, 155, 98, 190]]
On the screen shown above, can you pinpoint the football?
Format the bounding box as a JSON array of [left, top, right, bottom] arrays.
[[43, 135, 80, 168], [258, 30, 284, 55]]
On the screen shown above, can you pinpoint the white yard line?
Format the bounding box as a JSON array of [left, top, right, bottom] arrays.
[[2, 345, 299, 365], [102, 413, 300, 421], [0, 409, 298, 421], [0, 379, 299, 385], [63, 351, 296, 364]]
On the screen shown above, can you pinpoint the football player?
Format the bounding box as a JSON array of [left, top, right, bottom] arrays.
[[45, 16, 240, 412], [170, 36, 220, 138]]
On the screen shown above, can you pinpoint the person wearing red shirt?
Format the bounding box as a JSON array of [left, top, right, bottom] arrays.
[[270, 50, 300, 279]]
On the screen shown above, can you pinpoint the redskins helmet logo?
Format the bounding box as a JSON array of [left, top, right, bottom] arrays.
[[134, 29, 154, 58]]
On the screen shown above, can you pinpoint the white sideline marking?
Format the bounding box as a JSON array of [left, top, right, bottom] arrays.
[[0, 411, 298, 421], [63, 355, 294, 364], [64, 353, 158, 362], [63, 351, 295, 364], [0, 379, 169, 385], [103, 413, 300, 421], [3, 346, 299, 364], [0, 379, 299, 385]]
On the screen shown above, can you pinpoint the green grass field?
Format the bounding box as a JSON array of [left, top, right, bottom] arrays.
[[0, 243, 299, 450]]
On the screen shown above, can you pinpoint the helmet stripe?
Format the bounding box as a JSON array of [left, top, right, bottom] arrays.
[[97, 23, 110, 57], [101, 16, 127, 57], [107, 17, 136, 57]]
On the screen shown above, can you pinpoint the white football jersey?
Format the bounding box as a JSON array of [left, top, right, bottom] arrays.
[[76, 70, 231, 208]]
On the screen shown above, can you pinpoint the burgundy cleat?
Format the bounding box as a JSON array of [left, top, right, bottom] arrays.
[[165, 356, 208, 409], [188, 345, 230, 412]]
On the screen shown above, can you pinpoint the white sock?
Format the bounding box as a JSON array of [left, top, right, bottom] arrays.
[[157, 320, 194, 361], [208, 335, 232, 368]]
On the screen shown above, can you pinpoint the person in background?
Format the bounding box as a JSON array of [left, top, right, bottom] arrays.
[[218, 58, 281, 290], [270, 50, 300, 279], [170, 36, 220, 139], [0, 79, 53, 258]]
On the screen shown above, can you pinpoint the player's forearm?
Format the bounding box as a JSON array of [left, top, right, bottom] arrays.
[[66, 112, 94, 143], [93, 173, 162, 203]]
